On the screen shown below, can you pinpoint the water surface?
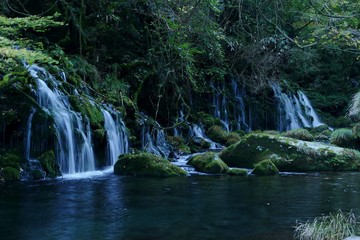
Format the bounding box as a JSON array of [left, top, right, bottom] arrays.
[[1, 172, 359, 240]]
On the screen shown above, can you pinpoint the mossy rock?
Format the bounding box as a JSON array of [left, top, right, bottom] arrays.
[[251, 160, 279, 176], [196, 112, 222, 129], [2, 167, 20, 181], [114, 153, 187, 177], [69, 95, 104, 128], [352, 123, 360, 139], [167, 136, 191, 154], [38, 150, 61, 178], [227, 168, 248, 176], [310, 125, 330, 134], [207, 126, 241, 146], [330, 128, 354, 148], [0, 153, 21, 169], [187, 152, 229, 174], [283, 128, 314, 141], [32, 169, 45, 180], [219, 133, 360, 171]]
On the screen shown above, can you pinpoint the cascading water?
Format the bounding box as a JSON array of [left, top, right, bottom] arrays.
[[28, 65, 96, 174], [212, 83, 230, 131], [189, 124, 219, 149], [272, 83, 323, 131], [102, 107, 129, 166], [231, 80, 248, 131], [298, 91, 322, 127], [141, 126, 171, 158], [25, 108, 36, 161]]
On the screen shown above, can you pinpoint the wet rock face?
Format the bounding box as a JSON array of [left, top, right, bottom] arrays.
[[219, 133, 360, 172]]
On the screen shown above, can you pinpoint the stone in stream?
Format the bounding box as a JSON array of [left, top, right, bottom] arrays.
[[219, 133, 360, 172]]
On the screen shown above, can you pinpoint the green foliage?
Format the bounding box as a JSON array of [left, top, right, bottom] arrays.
[[187, 152, 229, 174], [330, 128, 354, 148], [251, 159, 279, 176], [294, 210, 359, 240], [207, 125, 242, 146], [1, 167, 20, 181], [283, 128, 315, 141], [167, 136, 191, 154], [0, 153, 21, 169], [114, 152, 187, 177]]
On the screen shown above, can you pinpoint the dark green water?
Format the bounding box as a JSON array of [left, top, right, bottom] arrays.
[[1, 172, 360, 240]]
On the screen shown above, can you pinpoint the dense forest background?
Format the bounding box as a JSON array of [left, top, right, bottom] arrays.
[[0, 0, 359, 150]]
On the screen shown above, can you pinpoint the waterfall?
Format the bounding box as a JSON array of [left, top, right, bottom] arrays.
[[212, 84, 230, 131], [272, 83, 323, 131], [297, 91, 323, 127], [141, 126, 171, 158], [231, 80, 248, 131], [102, 108, 129, 166], [25, 108, 36, 161], [28, 65, 96, 174], [189, 124, 218, 149]]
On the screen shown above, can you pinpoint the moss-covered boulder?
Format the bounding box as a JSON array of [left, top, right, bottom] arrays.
[[0, 153, 21, 169], [251, 160, 279, 175], [38, 150, 61, 178], [227, 168, 248, 176], [219, 133, 360, 171], [167, 136, 191, 154], [1, 167, 20, 181], [330, 128, 354, 148], [207, 126, 241, 146], [283, 128, 314, 141], [187, 152, 229, 174], [310, 125, 330, 135], [114, 153, 187, 177]]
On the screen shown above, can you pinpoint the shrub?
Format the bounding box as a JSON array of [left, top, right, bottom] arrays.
[[330, 128, 354, 148], [294, 210, 359, 240], [283, 128, 314, 141]]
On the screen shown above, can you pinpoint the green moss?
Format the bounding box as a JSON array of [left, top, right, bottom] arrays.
[[283, 128, 314, 141], [69, 95, 104, 128], [227, 168, 248, 176], [330, 128, 354, 148], [187, 152, 229, 174], [310, 125, 330, 134], [0, 153, 21, 169], [207, 126, 241, 146], [196, 112, 222, 129], [252, 159, 279, 176], [219, 133, 360, 172], [352, 123, 360, 139], [32, 169, 45, 180], [167, 136, 191, 154], [114, 153, 187, 177], [2, 167, 20, 181], [38, 150, 60, 178]]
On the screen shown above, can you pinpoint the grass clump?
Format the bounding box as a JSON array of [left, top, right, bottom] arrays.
[[330, 128, 354, 148], [283, 128, 314, 141], [294, 210, 359, 240]]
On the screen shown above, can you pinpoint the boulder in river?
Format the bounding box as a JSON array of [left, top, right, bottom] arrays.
[[219, 133, 360, 171]]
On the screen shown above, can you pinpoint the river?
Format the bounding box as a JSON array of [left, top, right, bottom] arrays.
[[1, 172, 359, 239]]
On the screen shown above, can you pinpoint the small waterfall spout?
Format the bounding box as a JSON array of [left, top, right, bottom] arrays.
[[29, 65, 96, 174], [102, 107, 129, 166], [25, 108, 36, 161]]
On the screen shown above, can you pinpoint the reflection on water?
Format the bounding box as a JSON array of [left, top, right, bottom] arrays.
[[1, 172, 360, 240]]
